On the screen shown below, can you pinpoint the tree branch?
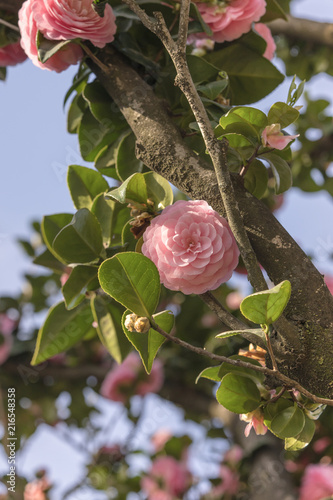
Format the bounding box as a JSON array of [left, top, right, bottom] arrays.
[[269, 16, 333, 47]]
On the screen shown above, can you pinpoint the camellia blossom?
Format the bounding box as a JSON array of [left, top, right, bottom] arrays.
[[193, 0, 266, 43], [209, 465, 240, 498], [254, 23, 276, 60], [0, 42, 27, 67], [240, 409, 268, 437], [31, 0, 117, 48], [100, 352, 164, 404], [142, 200, 240, 295], [141, 456, 191, 500], [19, 0, 83, 72], [262, 123, 299, 150], [299, 464, 333, 500]]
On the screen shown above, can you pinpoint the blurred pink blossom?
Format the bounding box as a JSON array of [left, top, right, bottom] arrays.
[[224, 445, 244, 465], [142, 200, 240, 295], [141, 456, 191, 499], [0, 313, 17, 365], [151, 429, 173, 452], [324, 276, 333, 295], [313, 437, 331, 454], [240, 409, 267, 437], [209, 465, 240, 498], [100, 352, 164, 403], [226, 291, 243, 310], [24, 477, 50, 500], [262, 123, 299, 150], [193, 0, 266, 43], [299, 464, 333, 500], [0, 42, 27, 67], [254, 23, 276, 60]]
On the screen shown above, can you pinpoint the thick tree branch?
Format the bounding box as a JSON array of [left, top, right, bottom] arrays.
[[269, 15, 333, 47]]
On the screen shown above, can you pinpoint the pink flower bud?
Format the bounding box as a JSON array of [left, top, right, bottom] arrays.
[[240, 409, 268, 437], [142, 200, 240, 295], [262, 123, 299, 150]]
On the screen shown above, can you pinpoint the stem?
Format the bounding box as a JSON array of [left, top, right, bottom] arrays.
[[239, 145, 260, 177], [149, 319, 333, 407], [80, 43, 109, 73], [264, 325, 278, 371], [0, 18, 20, 32], [177, 0, 191, 52]]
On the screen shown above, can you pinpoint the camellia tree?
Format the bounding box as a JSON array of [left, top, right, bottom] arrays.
[[0, 0, 333, 499]]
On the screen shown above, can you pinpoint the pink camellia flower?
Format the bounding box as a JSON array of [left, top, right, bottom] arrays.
[[24, 477, 50, 500], [209, 465, 240, 498], [141, 456, 191, 500], [254, 23, 276, 60], [324, 276, 333, 295], [240, 409, 268, 437], [194, 0, 266, 43], [19, 0, 83, 72], [262, 123, 299, 150], [0, 42, 27, 67], [0, 313, 17, 365], [142, 200, 240, 295], [299, 464, 333, 500], [31, 0, 117, 49], [100, 352, 164, 404]]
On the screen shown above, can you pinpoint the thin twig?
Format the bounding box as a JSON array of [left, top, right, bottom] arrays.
[[177, 0, 191, 52], [149, 319, 333, 407], [239, 145, 260, 177], [264, 325, 278, 371], [0, 18, 20, 32], [80, 43, 110, 73]]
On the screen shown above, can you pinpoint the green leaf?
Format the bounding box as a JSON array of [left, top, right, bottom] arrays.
[[36, 30, 74, 63], [270, 404, 305, 439], [216, 328, 266, 341], [243, 159, 269, 199], [122, 221, 137, 252], [260, 0, 288, 22], [94, 142, 121, 179], [78, 108, 119, 162], [0, 67, 6, 81], [67, 165, 109, 210], [98, 252, 160, 317], [67, 93, 86, 134], [220, 133, 254, 149], [144, 172, 173, 210], [41, 213, 74, 263], [197, 80, 229, 100], [116, 133, 143, 181], [268, 102, 300, 128], [220, 107, 267, 136], [108, 173, 148, 206], [262, 152, 293, 194], [216, 373, 261, 414], [218, 355, 265, 383], [53, 209, 103, 264], [122, 309, 173, 373], [33, 248, 66, 273], [91, 296, 131, 364], [31, 301, 95, 365], [205, 45, 284, 105], [187, 55, 219, 84], [189, 2, 213, 36], [91, 194, 130, 246], [284, 417, 316, 451], [195, 365, 221, 384], [62, 265, 99, 310], [264, 397, 294, 427], [240, 280, 291, 325], [82, 80, 117, 123], [287, 75, 305, 107]]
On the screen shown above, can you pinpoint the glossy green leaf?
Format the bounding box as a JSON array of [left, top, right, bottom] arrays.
[[263, 152, 293, 194], [220, 133, 254, 148], [187, 55, 219, 84], [67, 165, 109, 210], [216, 328, 266, 340], [240, 280, 291, 325], [197, 80, 229, 100], [116, 133, 143, 181], [82, 80, 115, 123], [94, 141, 121, 179], [78, 108, 119, 162], [205, 45, 284, 104], [144, 172, 173, 210], [91, 296, 131, 364], [260, 0, 288, 22], [284, 417, 316, 451], [220, 107, 267, 135], [268, 102, 300, 128], [122, 221, 137, 252], [31, 301, 95, 365], [264, 397, 294, 427], [122, 309, 174, 373], [98, 252, 160, 317], [62, 265, 99, 310], [216, 373, 261, 414], [91, 194, 130, 246], [189, 2, 213, 36], [67, 93, 87, 134], [107, 173, 148, 206], [41, 213, 74, 263], [244, 159, 269, 199], [33, 248, 66, 273], [195, 365, 221, 384], [36, 30, 74, 63], [0, 67, 6, 81], [271, 404, 305, 438], [53, 209, 103, 264], [218, 355, 265, 383]]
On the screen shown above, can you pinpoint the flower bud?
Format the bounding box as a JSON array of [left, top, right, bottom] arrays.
[[134, 317, 151, 333], [124, 313, 138, 332]]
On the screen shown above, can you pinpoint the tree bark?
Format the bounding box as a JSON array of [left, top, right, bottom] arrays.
[[269, 15, 333, 47]]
